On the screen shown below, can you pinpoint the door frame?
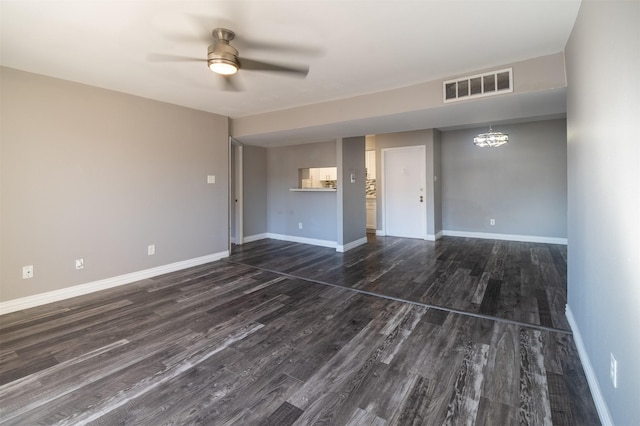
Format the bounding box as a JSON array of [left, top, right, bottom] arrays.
[[381, 145, 427, 239], [229, 137, 243, 250]]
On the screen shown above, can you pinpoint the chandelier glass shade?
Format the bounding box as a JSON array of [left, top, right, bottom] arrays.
[[473, 125, 509, 148]]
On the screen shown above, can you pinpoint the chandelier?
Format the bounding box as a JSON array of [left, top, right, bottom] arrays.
[[473, 125, 509, 148]]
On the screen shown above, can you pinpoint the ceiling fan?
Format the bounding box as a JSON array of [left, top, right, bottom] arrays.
[[149, 27, 310, 91], [206, 28, 309, 78]]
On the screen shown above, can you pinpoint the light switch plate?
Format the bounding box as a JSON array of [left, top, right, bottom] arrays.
[[207, 175, 216, 184]]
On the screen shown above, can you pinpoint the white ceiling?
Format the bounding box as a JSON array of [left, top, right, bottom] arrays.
[[1, 0, 580, 140]]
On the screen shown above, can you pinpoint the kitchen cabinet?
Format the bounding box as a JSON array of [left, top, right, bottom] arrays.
[[299, 167, 337, 189], [310, 167, 337, 184], [366, 198, 376, 229]]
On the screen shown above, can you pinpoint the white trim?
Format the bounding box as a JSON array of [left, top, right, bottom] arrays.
[[336, 236, 368, 253], [426, 231, 444, 241], [234, 144, 244, 245], [566, 305, 614, 426], [376, 229, 385, 236], [0, 251, 229, 315], [441, 230, 567, 245], [243, 233, 269, 243], [266, 233, 337, 249]]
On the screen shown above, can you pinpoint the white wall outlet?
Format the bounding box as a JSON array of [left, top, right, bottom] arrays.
[[22, 265, 34, 279], [610, 352, 618, 388], [75, 258, 84, 270], [298, 222, 303, 229], [207, 175, 215, 184], [490, 218, 496, 226], [148, 244, 156, 256]]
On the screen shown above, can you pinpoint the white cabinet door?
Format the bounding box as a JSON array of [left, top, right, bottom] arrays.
[[366, 199, 377, 229]]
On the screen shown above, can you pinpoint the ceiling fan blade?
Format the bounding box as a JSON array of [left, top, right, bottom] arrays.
[[235, 37, 324, 57], [221, 75, 242, 92], [240, 58, 309, 77], [146, 53, 205, 63], [161, 32, 210, 45]]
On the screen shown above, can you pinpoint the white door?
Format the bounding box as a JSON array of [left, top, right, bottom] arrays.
[[382, 146, 426, 238]]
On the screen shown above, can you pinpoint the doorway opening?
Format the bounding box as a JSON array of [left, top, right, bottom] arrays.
[[229, 138, 243, 253]]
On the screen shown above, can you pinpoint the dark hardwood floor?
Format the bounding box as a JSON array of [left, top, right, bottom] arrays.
[[228, 235, 570, 331], [0, 236, 600, 425]]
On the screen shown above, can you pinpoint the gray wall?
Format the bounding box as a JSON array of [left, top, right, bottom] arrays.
[[565, 1, 640, 424], [266, 141, 337, 242], [374, 129, 441, 238], [1, 67, 229, 302], [440, 119, 567, 238], [243, 145, 267, 238], [337, 137, 366, 246], [433, 130, 442, 235]]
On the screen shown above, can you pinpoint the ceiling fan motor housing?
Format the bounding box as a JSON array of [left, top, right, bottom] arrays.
[[208, 28, 240, 72], [207, 43, 239, 64]]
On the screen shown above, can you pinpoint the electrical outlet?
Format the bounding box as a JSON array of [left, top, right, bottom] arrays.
[[75, 258, 84, 270], [207, 175, 215, 184], [610, 353, 618, 388], [298, 222, 303, 230], [22, 265, 34, 279], [490, 218, 496, 226], [148, 244, 155, 256]]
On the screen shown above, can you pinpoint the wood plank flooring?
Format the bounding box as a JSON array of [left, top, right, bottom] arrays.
[[0, 236, 600, 425], [228, 235, 570, 331]]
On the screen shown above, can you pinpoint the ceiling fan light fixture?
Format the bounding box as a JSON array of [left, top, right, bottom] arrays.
[[207, 33, 239, 75], [473, 125, 509, 148], [208, 59, 238, 75]]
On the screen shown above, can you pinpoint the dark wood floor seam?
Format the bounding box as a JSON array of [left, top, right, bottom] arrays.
[[224, 260, 572, 336]]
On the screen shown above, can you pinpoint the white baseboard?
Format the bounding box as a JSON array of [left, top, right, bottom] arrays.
[[266, 233, 337, 249], [375, 230, 441, 241], [441, 230, 567, 245], [337, 236, 368, 253], [566, 305, 614, 426], [242, 233, 268, 243], [425, 231, 443, 241], [0, 251, 229, 316]]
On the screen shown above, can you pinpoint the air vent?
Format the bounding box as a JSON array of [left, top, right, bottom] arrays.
[[443, 68, 513, 103]]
